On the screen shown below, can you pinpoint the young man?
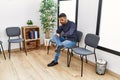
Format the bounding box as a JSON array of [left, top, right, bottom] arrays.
[[47, 13, 77, 67]]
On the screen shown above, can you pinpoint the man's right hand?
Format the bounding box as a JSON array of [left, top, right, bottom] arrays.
[[56, 33, 60, 37]]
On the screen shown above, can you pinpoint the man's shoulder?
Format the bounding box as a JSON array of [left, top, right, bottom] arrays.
[[68, 20, 75, 24], [68, 20, 76, 26], [68, 20, 75, 23]]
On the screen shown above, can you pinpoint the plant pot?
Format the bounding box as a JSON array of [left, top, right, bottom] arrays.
[[45, 30, 50, 39]]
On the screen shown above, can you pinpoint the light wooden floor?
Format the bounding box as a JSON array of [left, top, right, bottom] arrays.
[[0, 48, 119, 80]]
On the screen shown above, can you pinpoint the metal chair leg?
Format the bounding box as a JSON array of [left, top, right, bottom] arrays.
[[85, 56, 88, 63], [67, 49, 72, 67], [68, 49, 72, 67], [94, 53, 97, 63], [81, 55, 83, 77], [19, 43, 22, 51], [0, 44, 6, 60], [0, 48, 1, 53], [8, 43, 9, 56], [47, 41, 51, 54], [71, 51, 74, 56], [8, 43, 11, 59], [67, 49, 69, 67]]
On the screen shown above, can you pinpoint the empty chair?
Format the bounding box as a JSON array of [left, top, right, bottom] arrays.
[[6, 27, 27, 59], [0, 41, 6, 59], [69, 33, 100, 77]]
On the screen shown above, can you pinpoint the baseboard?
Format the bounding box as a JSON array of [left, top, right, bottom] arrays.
[[106, 68, 120, 78], [73, 55, 120, 78]]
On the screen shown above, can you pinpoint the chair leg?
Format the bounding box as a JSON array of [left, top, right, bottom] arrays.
[[19, 43, 22, 51], [80, 55, 83, 77], [8, 43, 10, 53], [67, 49, 72, 67], [80, 55, 83, 60], [47, 41, 51, 54], [71, 50, 74, 56], [94, 53, 97, 63], [8, 43, 11, 59], [67, 49, 69, 67], [85, 56, 88, 63], [47, 46, 50, 54], [0, 44, 6, 60], [0, 48, 1, 53]]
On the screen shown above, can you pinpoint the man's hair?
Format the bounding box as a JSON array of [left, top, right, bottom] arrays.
[[59, 13, 67, 18]]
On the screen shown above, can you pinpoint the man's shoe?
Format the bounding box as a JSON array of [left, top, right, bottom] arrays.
[[55, 45, 64, 52], [47, 60, 58, 67]]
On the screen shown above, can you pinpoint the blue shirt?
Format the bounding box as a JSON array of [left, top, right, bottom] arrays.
[[56, 20, 77, 42]]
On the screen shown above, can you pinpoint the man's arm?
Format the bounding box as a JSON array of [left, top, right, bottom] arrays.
[[56, 26, 63, 36]]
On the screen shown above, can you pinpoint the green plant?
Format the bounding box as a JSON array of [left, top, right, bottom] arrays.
[[27, 20, 33, 25], [39, 0, 57, 38]]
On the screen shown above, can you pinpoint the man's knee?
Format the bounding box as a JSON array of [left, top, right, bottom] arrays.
[[53, 34, 57, 38]]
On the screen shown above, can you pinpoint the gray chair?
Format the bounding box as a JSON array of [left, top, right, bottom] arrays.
[[6, 27, 27, 59], [66, 31, 83, 67], [47, 31, 83, 55], [69, 33, 100, 77], [47, 39, 56, 54], [47, 31, 83, 67], [0, 41, 6, 60]]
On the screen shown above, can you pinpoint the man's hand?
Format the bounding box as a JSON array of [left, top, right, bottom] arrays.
[[56, 33, 60, 37]]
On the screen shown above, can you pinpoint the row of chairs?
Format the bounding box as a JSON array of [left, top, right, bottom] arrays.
[[1, 27, 100, 77], [0, 27, 26, 59], [47, 31, 100, 77]]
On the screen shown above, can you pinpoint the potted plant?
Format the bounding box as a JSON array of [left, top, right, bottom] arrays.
[[27, 20, 33, 25], [39, 0, 57, 39]]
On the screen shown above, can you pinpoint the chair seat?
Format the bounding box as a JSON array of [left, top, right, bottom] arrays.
[[8, 38, 23, 43], [0, 41, 2, 44], [72, 47, 93, 55]]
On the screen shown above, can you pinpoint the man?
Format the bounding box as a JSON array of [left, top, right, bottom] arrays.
[[47, 13, 77, 67]]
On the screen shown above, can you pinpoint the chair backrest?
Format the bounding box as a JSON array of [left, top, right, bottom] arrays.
[[6, 27, 21, 37], [0, 41, 2, 44], [76, 30, 83, 43], [85, 33, 100, 48], [76, 31, 83, 47]]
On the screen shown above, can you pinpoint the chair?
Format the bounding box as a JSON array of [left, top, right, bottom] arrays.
[[47, 31, 83, 55], [66, 31, 83, 67], [0, 41, 6, 60], [69, 33, 100, 77], [6, 27, 27, 59], [47, 39, 56, 54], [47, 31, 83, 67]]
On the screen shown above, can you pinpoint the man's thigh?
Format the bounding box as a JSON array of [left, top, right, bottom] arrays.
[[61, 40, 76, 48]]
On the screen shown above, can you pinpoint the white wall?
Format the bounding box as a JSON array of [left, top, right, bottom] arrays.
[[0, 0, 120, 76], [78, 0, 120, 75], [0, 0, 42, 50]]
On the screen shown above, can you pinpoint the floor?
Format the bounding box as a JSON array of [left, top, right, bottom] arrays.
[[0, 48, 119, 80]]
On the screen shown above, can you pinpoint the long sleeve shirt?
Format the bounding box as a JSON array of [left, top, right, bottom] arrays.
[[56, 20, 77, 42]]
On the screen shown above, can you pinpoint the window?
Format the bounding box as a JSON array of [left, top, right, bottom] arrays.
[[58, 0, 79, 25], [96, 0, 120, 55]]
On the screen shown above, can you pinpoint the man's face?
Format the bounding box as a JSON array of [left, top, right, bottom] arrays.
[[59, 17, 67, 25]]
